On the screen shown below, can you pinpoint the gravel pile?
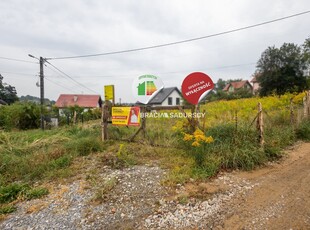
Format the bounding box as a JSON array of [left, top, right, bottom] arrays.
[[0, 165, 168, 230], [0, 167, 257, 229], [142, 175, 257, 229]]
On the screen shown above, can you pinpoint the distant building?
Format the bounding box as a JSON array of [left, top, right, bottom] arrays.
[[55, 94, 102, 114], [250, 75, 261, 95], [137, 87, 182, 106], [223, 80, 253, 94]]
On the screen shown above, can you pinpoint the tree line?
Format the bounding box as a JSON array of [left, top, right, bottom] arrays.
[[206, 37, 310, 101], [256, 37, 310, 96]]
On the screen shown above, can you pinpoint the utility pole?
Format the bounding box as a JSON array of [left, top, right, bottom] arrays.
[[39, 57, 45, 130], [29, 54, 45, 130]]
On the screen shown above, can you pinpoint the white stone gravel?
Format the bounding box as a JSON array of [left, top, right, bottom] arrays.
[[142, 174, 257, 229], [0, 166, 257, 230]]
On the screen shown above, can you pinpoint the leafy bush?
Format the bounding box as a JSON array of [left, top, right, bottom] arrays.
[[0, 102, 41, 130]]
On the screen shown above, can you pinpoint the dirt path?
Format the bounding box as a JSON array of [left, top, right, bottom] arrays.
[[221, 142, 310, 229]]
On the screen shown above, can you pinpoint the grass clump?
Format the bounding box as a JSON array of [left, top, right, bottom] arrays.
[[116, 144, 137, 166], [0, 204, 16, 214], [24, 187, 49, 200], [0, 183, 48, 204], [65, 137, 104, 156], [49, 155, 72, 169], [0, 183, 30, 203], [296, 119, 310, 140], [90, 176, 118, 203]]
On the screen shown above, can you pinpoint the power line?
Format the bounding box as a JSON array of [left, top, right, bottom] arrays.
[[1, 61, 256, 82], [0, 56, 36, 64], [45, 65, 87, 91], [61, 62, 256, 79], [157, 62, 257, 75], [0, 70, 36, 76], [45, 61, 98, 94], [45, 77, 78, 94], [48, 10, 310, 60], [0, 66, 80, 95]]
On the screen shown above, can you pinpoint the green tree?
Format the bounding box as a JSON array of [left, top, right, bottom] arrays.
[[303, 37, 310, 62], [255, 42, 308, 96], [215, 78, 226, 91], [0, 74, 18, 104]]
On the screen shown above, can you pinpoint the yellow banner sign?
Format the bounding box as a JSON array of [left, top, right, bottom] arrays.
[[112, 107, 140, 126], [104, 85, 114, 101]]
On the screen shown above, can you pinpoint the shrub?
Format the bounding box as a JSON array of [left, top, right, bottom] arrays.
[[0, 102, 41, 130]]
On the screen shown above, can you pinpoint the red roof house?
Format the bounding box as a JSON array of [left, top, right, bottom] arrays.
[[223, 80, 253, 93], [55, 94, 102, 108]]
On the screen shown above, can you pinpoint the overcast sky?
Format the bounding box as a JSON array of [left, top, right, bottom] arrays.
[[0, 0, 309, 102]]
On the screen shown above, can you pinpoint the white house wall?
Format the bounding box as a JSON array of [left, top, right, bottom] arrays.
[[160, 90, 182, 106]]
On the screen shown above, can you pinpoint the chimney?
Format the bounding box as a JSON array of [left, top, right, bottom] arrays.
[[74, 95, 78, 102]]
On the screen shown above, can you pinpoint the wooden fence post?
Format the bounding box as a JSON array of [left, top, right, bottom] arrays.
[[308, 91, 310, 118], [101, 101, 109, 141], [202, 109, 206, 131], [141, 107, 147, 138], [290, 98, 295, 127], [235, 110, 238, 132], [256, 102, 264, 146], [73, 110, 77, 124], [303, 91, 310, 119], [129, 106, 147, 142]]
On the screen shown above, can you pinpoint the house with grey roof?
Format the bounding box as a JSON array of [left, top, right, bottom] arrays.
[[147, 87, 182, 106]]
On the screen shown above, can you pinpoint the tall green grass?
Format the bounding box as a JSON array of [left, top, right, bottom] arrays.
[[0, 125, 105, 186], [296, 119, 310, 140], [0, 125, 107, 214]]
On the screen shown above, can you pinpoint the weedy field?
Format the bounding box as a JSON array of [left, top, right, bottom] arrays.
[[0, 92, 310, 215]]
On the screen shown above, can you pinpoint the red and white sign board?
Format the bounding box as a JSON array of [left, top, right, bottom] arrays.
[[181, 72, 214, 105]]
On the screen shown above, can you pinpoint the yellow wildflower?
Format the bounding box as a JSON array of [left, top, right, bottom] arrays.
[[195, 134, 206, 142], [193, 128, 204, 136], [192, 141, 200, 147], [183, 133, 193, 141], [205, 136, 214, 144], [172, 120, 183, 131]]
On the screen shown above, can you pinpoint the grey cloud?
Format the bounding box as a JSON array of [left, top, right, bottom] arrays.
[[1, 0, 310, 101]]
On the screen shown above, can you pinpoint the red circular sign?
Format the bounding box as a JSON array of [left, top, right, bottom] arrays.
[[181, 72, 214, 105]]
